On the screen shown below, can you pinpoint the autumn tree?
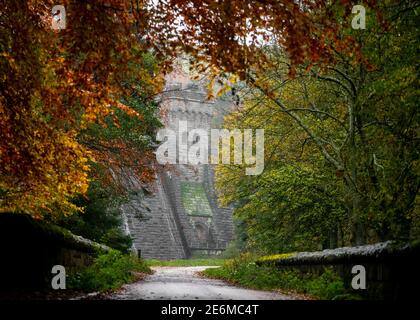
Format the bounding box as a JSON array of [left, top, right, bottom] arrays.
[[0, 1, 161, 217], [54, 52, 162, 251], [215, 0, 420, 251], [0, 0, 384, 220]]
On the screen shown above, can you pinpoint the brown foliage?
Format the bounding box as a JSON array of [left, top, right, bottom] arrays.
[[0, 0, 377, 217]]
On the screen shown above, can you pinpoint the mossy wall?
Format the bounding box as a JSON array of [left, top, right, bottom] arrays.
[[257, 241, 420, 300], [0, 213, 108, 290], [180, 182, 213, 217]]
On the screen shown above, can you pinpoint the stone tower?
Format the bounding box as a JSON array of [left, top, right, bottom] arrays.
[[120, 59, 234, 259]]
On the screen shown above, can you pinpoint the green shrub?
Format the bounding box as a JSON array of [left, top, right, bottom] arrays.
[[55, 179, 134, 253], [68, 250, 152, 292], [203, 254, 354, 300]]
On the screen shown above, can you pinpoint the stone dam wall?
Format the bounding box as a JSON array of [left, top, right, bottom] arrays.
[[120, 163, 235, 260], [120, 76, 235, 260]]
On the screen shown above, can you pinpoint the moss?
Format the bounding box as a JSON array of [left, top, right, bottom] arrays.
[[256, 241, 419, 267], [180, 182, 213, 216], [39, 221, 110, 254], [257, 252, 297, 264]]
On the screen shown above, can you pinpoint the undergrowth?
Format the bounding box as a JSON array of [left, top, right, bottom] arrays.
[[202, 253, 361, 300], [68, 250, 152, 292]]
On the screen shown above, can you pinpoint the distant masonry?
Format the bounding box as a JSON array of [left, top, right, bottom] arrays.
[[120, 60, 235, 259]]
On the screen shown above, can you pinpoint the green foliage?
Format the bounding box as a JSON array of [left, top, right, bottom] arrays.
[[55, 179, 133, 253], [81, 52, 162, 151], [68, 250, 152, 292], [222, 217, 249, 259], [55, 52, 164, 251], [203, 254, 351, 300], [234, 164, 347, 253], [222, 240, 245, 259], [354, 2, 420, 240], [215, 1, 420, 253], [54, 53, 164, 252]]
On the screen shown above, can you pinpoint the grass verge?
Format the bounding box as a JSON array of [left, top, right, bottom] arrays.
[[201, 254, 361, 300], [68, 250, 152, 292]]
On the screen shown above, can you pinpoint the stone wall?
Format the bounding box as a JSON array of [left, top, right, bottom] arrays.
[[159, 165, 233, 258], [257, 241, 420, 300], [0, 213, 109, 290], [119, 167, 187, 260]]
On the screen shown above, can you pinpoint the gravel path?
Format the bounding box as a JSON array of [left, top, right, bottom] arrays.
[[109, 266, 295, 300]]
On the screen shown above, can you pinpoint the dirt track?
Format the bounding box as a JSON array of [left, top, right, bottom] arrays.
[[109, 266, 296, 300]]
